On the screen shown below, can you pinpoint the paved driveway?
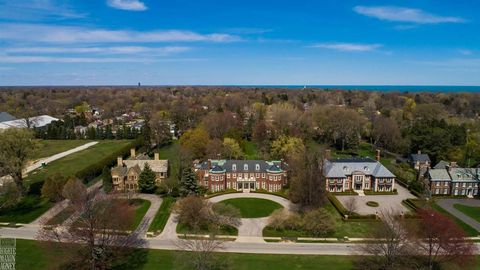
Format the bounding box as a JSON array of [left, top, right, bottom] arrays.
[[436, 199, 480, 233], [336, 185, 416, 215], [209, 192, 296, 243]]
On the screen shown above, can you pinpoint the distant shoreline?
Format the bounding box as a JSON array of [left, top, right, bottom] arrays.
[[0, 85, 479, 93]]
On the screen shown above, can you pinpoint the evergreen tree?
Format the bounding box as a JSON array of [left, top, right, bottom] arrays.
[[102, 167, 113, 193], [138, 163, 157, 193], [179, 168, 199, 196]]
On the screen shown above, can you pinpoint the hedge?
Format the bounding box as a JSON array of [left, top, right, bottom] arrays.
[[205, 189, 241, 198], [75, 140, 139, 183], [329, 190, 358, 196], [366, 201, 379, 207], [363, 189, 397, 195], [327, 193, 348, 217]]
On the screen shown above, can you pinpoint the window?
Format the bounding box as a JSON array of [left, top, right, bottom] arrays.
[[343, 166, 348, 172], [444, 189, 448, 195], [454, 189, 458, 195], [227, 173, 230, 179], [364, 166, 369, 172], [227, 182, 231, 189], [232, 164, 236, 171], [244, 164, 248, 171], [262, 173, 265, 178], [256, 164, 260, 171], [233, 173, 236, 178], [435, 188, 439, 194], [262, 182, 266, 189], [436, 182, 440, 186], [256, 173, 260, 178]]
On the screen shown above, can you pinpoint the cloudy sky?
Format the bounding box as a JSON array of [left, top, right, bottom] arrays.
[[0, 0, 479, 85]]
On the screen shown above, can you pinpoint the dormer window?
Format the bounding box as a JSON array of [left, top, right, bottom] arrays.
[[232, 164, 236, 171], [343, 166, 348, 171], [364, 166, 369, 172], [255, 164, 260, 171], [244, 164, 248, 171]]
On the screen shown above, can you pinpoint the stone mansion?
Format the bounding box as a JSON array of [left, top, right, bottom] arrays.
[[194, 159, 287, 192], [323, 155, 396, 193], [111, 149, 168, 192]]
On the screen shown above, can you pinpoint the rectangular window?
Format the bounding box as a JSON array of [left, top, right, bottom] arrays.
[[262, 173, 265, 178], [227, 174, 230, 179], [233, 173, 236, 178]]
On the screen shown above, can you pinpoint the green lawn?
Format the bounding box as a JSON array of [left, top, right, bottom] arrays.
[[176, 222, 238, 236], [148, 197, 176, 233], [0, 195, 52, 223], [26, 140, 133, 184], [15, 239, 359, 270], [263, 201, 374, 238], [156, 142, 181, 181], [454, 204, 480, 223], [46, 205, 76, 225], [32, 140, 93, 160], [242, 140, 259, 159], [130, 199, 152, 230], [221, 198, 283, 218], [432, 202, 479, 236]]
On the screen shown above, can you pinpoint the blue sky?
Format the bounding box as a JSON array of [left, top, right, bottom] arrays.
[[0, 0, 479, 85]]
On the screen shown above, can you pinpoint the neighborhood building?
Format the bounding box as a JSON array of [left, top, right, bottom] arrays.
[[194, 160, 287, 192], [323, 152, 396, 193], [111, 149, 168, 192], [0, 115, 59, 130], [0, 112, 16, 123], [409, 150, 431, 170], [427, 161, 479, 197]]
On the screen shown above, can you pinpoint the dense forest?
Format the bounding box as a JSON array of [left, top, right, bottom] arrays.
[[1, 86, 479, 166]]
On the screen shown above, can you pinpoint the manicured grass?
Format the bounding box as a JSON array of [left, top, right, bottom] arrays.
[[148, 197, 176, 233], [131, 199, 151, 230], [32, 140, 93, 160], [15, 239, 358, 270], [242, 140, 259, 159], [176, 222, 238, 236], [432, 202, 479, 236], [263, 201, 374, 238], [46, 205, 75, 225], [26, 140, 133, 184], [0, 195, 52, 223], [454, 204, 480, 223], [157, 142, 181, 181], [221, 198, 283, 218]]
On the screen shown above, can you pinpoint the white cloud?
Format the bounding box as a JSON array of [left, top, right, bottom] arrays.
[[0, 55, 203, 63], [354, 6, 465, 24], [107, 0, 147, 11], [0, 0, 87, 21], [5, 46, 191, 55], [458, 49, 473, 56], [310, 43, 382, 52], [0, 23, 240, 43]]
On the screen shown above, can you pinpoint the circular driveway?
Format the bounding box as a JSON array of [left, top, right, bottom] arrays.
[[209, 192, 296, 242]]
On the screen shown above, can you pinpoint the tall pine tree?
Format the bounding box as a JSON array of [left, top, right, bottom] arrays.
[[138, 163, 157, 193], [179, 168, 199, 196]]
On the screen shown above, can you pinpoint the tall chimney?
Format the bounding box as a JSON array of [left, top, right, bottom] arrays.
[[117, 157, 123, 167], [154, 153, 159, 161], [208, 159, 212, 169], [130, 148, 136, 158], [376, 150, 381, 162]]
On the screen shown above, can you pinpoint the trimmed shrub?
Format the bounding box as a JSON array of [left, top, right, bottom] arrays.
[[366, 201, 379, 207]]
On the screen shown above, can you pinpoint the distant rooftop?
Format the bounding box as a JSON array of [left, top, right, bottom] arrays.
[[328, 157, 377, 163], [0, 112, 16, 123]]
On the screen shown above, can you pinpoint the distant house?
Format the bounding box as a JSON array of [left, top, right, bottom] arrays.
[[409, 150, 431, 170], [194, 160, 287, 193], [111, 148, 168, 192], [0, 115, 59, 130], [428, 161, 479, 197], [323, 152, 396, 192], [0, 112, 16, 123]]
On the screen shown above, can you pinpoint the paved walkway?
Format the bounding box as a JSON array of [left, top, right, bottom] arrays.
[[337, 185, 416, 215], [26, 141, 98, 174], [436, 199, 480, 233], [209, 192, 295, 243]]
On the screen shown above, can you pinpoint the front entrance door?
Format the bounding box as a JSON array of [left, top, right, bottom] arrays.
[[355, 183, 362, 190]]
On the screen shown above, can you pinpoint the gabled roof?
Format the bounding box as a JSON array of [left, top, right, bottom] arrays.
[[123, 159, 168, 173], [324, 158, 395, 178], [434, 160, 450, 169], [449, 168, 479, 182], [0, 112, 16, 123], [428, 169, 451, 181], [410, 153, 431, 163], [0, 115, 59, 129]]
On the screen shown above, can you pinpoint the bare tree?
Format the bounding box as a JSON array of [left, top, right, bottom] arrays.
[[175, 233, 227, 270], [344, 196, 357, 215], [37, 182, 146, 269], [357, 210, 413, 270]]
